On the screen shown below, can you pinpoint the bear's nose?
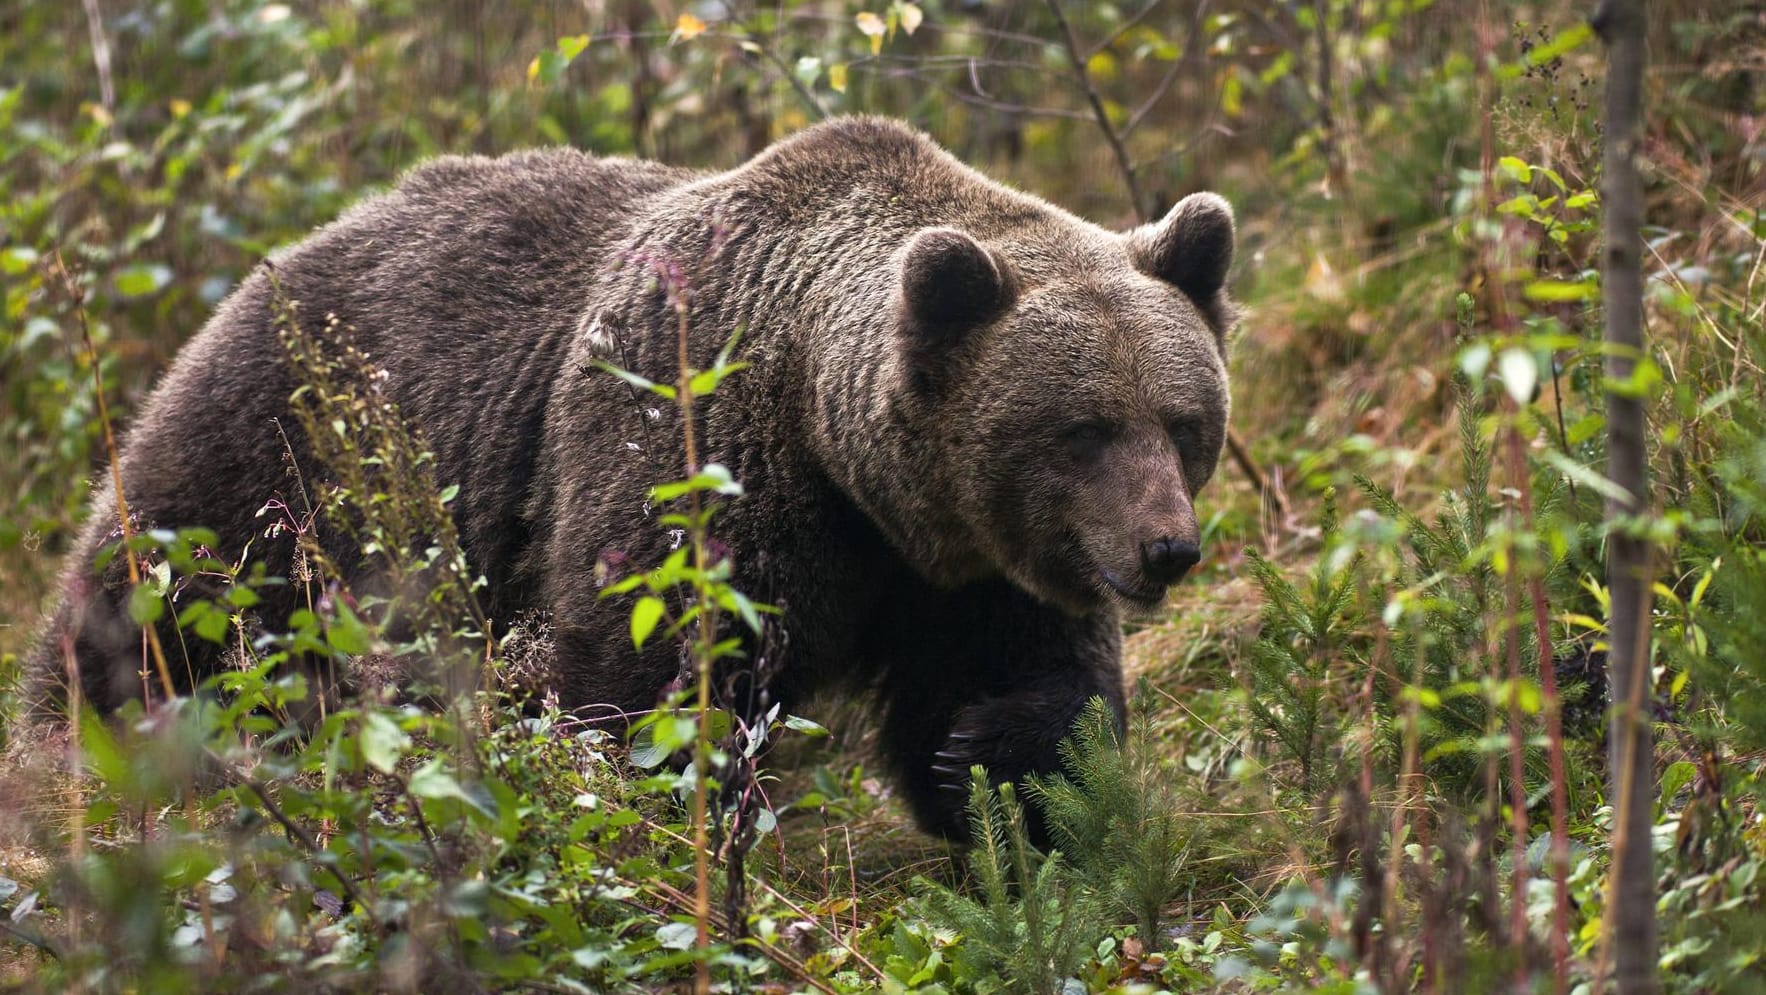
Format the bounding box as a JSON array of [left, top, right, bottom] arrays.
[[1140, 537, 1201, 585]]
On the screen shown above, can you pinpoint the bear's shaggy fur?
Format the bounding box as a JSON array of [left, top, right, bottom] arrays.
[[30, 118, 1235, 837]]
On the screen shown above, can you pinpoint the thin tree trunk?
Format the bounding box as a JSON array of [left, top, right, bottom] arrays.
[[1593, 0, 1658, 991], [1310, 0, 1347, 197]]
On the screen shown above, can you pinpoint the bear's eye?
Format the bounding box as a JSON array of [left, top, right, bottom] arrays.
[[1167, 419, 1201, 453], [1063, 421, 1117, 461]]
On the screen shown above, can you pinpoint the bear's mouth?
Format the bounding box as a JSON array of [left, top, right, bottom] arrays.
[[1096, 566, 1168, 609]]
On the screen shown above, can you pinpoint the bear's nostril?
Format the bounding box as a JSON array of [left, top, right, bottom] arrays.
[[1140, 538, 1202, 585]]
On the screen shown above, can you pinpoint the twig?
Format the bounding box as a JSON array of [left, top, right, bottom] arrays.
[[1121, 55, 1191, 140], [878, 66, 1088, 120], [1086, 0, 1168, 60], [56, 630, 86, 955], [213, 752, 373, 919], [1044, 0, 1148, 219], [52, 253, 179, 703], [1120, 0, 1212, 140], [1508, 420, 1573, 995], [644, 878, 842, 995], [713, 4, 829, 121], [647, 819, 888, 982], [1226, 430, 1288, 522], [79, 0, 115, 113]]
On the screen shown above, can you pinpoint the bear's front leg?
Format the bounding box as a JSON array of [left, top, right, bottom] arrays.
[[870, 579, 1126, 841]]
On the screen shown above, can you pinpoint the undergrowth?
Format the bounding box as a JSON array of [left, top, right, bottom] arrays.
[[5, 1, 1765, 992]]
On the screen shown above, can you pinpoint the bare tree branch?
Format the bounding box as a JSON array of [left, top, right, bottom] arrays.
[[1044, 0, 1150, 219], [864, 64, 1092, 121], [1086, 0, 1169, 60], [715, 2, 829, 121]]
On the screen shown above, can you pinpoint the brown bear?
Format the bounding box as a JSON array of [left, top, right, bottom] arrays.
[[29, 117, 1235, 838]]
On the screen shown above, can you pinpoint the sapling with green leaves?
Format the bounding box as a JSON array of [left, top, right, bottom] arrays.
[[1241, 490, 1364, 797], [591, 280, 791, 989]]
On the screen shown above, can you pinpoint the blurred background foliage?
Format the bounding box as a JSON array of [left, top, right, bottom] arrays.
[[2, 0, 1765, 991]]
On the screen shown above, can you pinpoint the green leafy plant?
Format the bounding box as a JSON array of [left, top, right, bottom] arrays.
[[921, 770, 1100, 995], [1240, 492, 1365, 797], [1030, 693, 1211, 951]]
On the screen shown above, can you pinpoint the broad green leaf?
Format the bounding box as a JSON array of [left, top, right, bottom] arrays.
[[656, 921, 697, 950], [629, 714, 697, 768], [178, 601, 230, 644], [115, 263, 173, 298], [128, 582, 164, 625], [326, 603, 372, 656], [783, 715, 829, 737], [407, 759, 491, 819], [0, 246, 37, 275], [648, 463, 744, 502], [630, 595, 665, 648], [360, 711, 410, 774]]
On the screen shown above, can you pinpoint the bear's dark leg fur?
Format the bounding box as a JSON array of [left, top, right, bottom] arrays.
[[869, 579, 1126, 840]]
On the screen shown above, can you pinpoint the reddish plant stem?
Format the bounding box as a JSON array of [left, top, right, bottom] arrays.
[[1507, 420, 1573, 995], [1503, 563, 1531, 990], [1472, 3, 1531, 980]]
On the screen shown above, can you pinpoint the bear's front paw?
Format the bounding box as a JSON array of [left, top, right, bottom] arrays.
[[922, 683, 1104, 838], [928, 725, 999, 803]]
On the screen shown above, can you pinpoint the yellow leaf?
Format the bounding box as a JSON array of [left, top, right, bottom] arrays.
[[674, 12, 707, 42], [1220, 71, 1242, 117], [898, 3, 923, 35], [828, 62, 849, 93], [1085, 50, 1118, 83], [169, 98, 192, 118], [856, 11, 886, 54], [526, 55, 542, 82]]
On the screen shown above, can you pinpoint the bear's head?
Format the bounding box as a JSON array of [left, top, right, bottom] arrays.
[[891, 193, 1236, 615]]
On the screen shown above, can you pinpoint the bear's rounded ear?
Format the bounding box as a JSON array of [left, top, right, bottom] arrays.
[[1128, 192, 1235, 305], [897, 227, 1013, 340]]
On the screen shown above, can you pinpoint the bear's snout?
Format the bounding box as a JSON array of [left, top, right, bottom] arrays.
[[1139, 536, 1201, 586]]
